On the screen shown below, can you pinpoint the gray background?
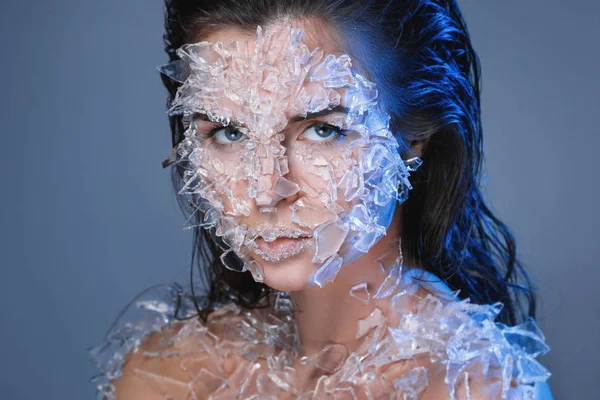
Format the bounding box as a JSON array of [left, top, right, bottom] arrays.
[[1, 0, 597, 398]]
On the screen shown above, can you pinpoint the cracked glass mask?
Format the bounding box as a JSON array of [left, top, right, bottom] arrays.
[[159, 26, 422, 288]]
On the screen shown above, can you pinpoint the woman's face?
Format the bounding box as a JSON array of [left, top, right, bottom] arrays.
[[163, 23, 419, 291]]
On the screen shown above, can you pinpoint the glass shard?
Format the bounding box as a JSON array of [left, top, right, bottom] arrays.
[[274, 177, 300, 197], [245, 260, 265, 283], [312, 220, 348, 263], [312, 254, 344, 287], [300, 343, 348, 373], [291, 198, 337, 229], [349, 283, 370, 304]]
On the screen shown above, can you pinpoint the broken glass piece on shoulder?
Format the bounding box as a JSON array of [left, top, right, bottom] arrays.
[[502, 318, 550, 358], [373, 264, 402, 299], [299, 343, 348, 373], [356, 308, 385, 339], [392, 367, 429, 399], [134, 368, 192, 399], [189, 368, 228, 398], [242, 342, 275, 361]]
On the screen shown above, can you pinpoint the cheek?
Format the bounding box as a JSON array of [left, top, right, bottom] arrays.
[[287, 142, 335, 196], [197, 149, 251, 214], [288, 141, 362, 212], [217, 182, 249, 216]]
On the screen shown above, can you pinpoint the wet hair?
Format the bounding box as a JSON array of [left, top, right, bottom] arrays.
[[161, 0, 537, 326]]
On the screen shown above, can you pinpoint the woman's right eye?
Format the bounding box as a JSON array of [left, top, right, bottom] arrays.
[[212, 127, 247, 144]]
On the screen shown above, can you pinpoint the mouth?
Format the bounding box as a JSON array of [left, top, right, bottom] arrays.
[[246, 226, 313, 262]]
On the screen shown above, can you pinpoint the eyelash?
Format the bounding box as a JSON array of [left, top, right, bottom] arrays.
[[303, 123, 348, 147], [202, 123, 348, 150], [205, 126, 241, 150]]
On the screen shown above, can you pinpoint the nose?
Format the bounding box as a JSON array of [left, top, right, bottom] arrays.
[[255, 155, 300, 207]]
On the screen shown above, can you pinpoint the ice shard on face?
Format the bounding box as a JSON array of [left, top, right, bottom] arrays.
[[245, 260, 265, 283], [291, 198, 337, 229], [312, 219, 349, 264], [274, 177, 300, 197], [312, 254, 344, 287]]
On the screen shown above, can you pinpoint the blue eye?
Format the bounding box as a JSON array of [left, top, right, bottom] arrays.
[[212, 127, 247, 144], [302, 124, 345, 141]]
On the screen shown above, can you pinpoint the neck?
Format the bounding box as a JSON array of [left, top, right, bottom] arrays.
[[290, 207, 404, 355]]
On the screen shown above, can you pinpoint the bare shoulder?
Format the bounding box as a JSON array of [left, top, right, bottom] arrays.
[[113, 322, 195, 399], [419, 369, 497, 400], [419, 363, 538, 400], [113, 307, 252, 399]]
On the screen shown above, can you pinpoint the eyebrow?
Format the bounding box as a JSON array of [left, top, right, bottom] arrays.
[[288, 105, 350, 123], [194, 106, 350, 127]]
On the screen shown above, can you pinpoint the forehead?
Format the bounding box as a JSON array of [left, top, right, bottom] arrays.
[[201, 19, 345, 57], [184, 23, 365, 132]]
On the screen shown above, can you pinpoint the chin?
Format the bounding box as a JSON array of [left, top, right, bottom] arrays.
[[259, 255, 316, 292]]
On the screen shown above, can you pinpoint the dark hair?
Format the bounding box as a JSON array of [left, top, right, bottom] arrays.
[[161, 0, 537, 326]]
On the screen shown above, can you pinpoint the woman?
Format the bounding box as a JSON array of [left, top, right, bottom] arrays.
[[90, 0, 553, 398]]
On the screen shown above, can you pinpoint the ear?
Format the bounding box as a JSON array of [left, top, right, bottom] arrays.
[[406, 138, 429, 159]]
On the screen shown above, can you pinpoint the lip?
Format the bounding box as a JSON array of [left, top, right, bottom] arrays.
[[248, 226, 312, 241], [250, 237, 313, 262], [246, 226, 313, 262]]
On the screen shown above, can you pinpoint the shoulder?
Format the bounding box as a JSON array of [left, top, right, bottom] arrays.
[[385, 271, 552, 399], [113, 323, 189, 399], [419, 363, 504, 400], [421, 369, 553, 400], [416, 302, 552, 399], [113, 303, 253, 399], [88, 284, 248, 399]]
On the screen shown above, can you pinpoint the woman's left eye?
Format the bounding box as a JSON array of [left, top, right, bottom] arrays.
[[301, 124, 345, 142]]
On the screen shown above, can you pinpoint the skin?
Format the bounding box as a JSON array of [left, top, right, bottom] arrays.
[[113, 18, 517, 399]]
